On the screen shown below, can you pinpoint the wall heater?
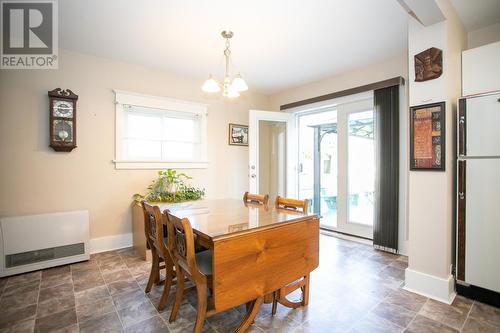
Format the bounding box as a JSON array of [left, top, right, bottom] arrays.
[[0, 210, 90, 277]]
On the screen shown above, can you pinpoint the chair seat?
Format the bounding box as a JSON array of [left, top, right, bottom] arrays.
[[195, 250, 212, 276]]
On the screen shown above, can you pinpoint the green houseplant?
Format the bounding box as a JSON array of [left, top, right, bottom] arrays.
[[133, 169, 205, 203]]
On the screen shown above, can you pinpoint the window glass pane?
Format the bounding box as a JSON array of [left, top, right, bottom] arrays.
[[320, 130, 338, 228], [125, 139, 162, 160], [164, 117, 199, 143], [121, 102, 204, 162], [125, 113, 162, 140], [162, 142, 198, 161], [298, 110, 338, 228], [348, 110, 374, 226]]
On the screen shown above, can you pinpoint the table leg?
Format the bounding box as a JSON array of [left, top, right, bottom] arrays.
[[234, 297, 264, 333]]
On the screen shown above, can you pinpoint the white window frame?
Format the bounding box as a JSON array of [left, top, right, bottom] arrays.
[[113, 90, 208, 170]]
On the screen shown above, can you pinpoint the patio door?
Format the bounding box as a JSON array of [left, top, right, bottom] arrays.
[[297, 96, 374, 239], [248, 110, 296, 198]]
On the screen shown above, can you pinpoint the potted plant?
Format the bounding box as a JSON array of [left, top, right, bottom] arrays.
[[133, 169, 205, 203]]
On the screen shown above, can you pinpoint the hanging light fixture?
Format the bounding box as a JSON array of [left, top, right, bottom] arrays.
[[202, 31, 248, 98]]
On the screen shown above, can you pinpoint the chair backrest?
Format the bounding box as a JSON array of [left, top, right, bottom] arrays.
[[275, 196, 308, 213], [141, 202, 168, 257], [243, 192, 269, 205], [164, 210, 204, 279]]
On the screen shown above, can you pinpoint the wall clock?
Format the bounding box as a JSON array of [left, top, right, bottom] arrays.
[[48, 88, 78, 152]]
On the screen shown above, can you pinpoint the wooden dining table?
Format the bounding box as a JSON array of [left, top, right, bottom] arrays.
[[153, 199, 320, 331]]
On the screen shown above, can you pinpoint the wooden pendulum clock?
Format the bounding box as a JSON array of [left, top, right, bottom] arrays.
[[48, 88, 78, 152]]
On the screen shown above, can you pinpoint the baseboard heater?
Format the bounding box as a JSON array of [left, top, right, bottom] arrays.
[[0, 210, 90, 277]]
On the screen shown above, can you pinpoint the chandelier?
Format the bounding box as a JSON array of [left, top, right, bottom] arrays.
[[201, 31, 248, 98]]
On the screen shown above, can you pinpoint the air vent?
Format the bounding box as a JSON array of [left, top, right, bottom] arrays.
[[5, 243, 85, 268]]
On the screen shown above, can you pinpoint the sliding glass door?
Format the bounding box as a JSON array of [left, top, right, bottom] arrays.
[[297, 96, 374, 239], [298, 110, 338, 229]]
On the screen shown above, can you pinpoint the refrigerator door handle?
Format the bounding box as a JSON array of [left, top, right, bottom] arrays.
[[458, 98, 467, 156], [457, 160, 466, 281]]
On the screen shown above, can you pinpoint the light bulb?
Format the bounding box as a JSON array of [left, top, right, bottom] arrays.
[[231, 73, 248, 92], [226, 84, 240, 98], [201, 75, 220, 93]]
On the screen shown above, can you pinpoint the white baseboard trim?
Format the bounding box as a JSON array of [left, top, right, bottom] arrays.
[[89, 233, 133, 254], [404, 268, 456, 304], [320, 229, 373, 246]]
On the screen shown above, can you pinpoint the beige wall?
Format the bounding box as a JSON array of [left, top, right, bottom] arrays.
[[258, 121, 286, 199], [405, 0, 467, 302], [0, 49, 269, 240], [468, 22, 500, 49], [258, 121, 272, 195], [268, 54, 406, 111]]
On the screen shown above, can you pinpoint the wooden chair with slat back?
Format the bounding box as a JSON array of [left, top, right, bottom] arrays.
[[165, 210, 216, 333], [275, 195, 308, 212], [164, 211, 212, 331], [243, 192, 269, 205], [271, 196, 310, 315], [141, 202, 176, 311]]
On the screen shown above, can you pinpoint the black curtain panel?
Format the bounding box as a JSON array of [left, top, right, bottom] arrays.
[[373, 85, 399, 253]]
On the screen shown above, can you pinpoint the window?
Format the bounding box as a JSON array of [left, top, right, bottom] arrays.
[[114, 90, 208, 169]]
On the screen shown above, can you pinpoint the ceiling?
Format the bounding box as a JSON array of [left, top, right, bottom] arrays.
[[450, 0, 500, 31], [59, 0, 407, 94]]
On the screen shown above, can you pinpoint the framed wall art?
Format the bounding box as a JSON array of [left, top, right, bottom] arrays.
[[228, 123, 248, 146], [410, 102, 445, 171]]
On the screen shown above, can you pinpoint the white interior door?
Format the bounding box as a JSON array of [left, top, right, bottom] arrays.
[[249, 110, 296, 198]]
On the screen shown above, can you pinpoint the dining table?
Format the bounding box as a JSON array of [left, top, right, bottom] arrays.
[[152, 198, 320, 331]]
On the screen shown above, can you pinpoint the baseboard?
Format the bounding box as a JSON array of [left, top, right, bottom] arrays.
[[404, 268, 456, 304], [89, 233, 133, 254], [320, 229, 373, 246]]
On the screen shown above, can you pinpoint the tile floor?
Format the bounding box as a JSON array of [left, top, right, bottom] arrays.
[[0, 235, 499, 332]]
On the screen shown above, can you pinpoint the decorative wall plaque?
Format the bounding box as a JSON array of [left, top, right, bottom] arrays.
[[414, 47, 443, 82]]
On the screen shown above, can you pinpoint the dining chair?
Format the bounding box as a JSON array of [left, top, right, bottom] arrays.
[[141, 202, 176, 311], [275, 195, 308, 212], [164, 210, 213, 333], [243, 192, 269, 205], [271, 196, 309, 315]]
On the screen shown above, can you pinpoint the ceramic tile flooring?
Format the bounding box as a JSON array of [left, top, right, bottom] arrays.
[[1, 234, 499, 333]]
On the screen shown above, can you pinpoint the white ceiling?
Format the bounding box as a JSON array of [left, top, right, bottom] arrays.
[[450, 0, 500, 31], [59, 0, 408, 94]]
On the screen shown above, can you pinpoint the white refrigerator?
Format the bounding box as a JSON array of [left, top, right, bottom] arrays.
[[456, 91, 500, 293]]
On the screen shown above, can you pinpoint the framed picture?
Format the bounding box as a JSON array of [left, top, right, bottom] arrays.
[[410, 102, 445, 171], [228, 123, 248, 146]]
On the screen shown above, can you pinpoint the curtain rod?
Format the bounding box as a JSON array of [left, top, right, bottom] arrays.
[[280, 76, 405, 110]]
